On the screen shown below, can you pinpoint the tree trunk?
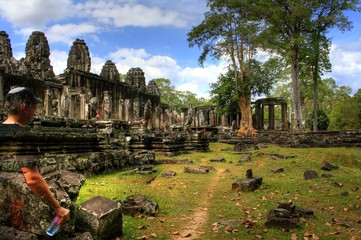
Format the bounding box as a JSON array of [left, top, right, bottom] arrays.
[[313, 33, 321, 132], [290, 45, 303, 130], [237, 95, 257, 137], [313, 65, 319, 132]]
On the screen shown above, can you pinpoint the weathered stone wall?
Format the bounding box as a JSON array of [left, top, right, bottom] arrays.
[[0, 30, 163, 128], [257, 130, 361, 147], [220, 130, 361, 148]]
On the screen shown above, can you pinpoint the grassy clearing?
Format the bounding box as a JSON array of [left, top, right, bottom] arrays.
[[76, 143, 361, 240]]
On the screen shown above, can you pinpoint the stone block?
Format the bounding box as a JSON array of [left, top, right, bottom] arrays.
[[60, 170, 86, 201], [184, 166, 209, 174], [210, 157, 225, 162], [76, 196, 122, 240], [121, 194, 158, 216], [321, 161, 339, 171], [0, 171, 71, 236], [161, 171, 177, 177], [272, 167, 284, 173], [303, 170, 318, 180], [232, 177, 263, 192], [239, 154, 251, 163], [0, 225, 38, 240], [265, 209, 299, 229]]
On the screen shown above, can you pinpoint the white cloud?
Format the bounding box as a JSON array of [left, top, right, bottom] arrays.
[[0, 0, 73, 27], [88, 47, 223, 99], [328, 40, 361, 93], [45, 23, 98, 45], [49, 50, 69, 75], [177, 63, 226, 99], [74, 0, 190, 28]]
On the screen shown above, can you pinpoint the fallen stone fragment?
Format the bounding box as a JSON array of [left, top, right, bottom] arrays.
[[303, 170, 318, 180], [232, 169, 262, 192], [321, 161, 339, 171], [184, 166, 209, 174], [272, 167, 284, 173], [161, 171, 177, 177], [265, 202, 314, 230], [121, 194, 158, 216], [321, 173, 333, 178], [239, 154, 251, 163], [210, 157, 225, 162]]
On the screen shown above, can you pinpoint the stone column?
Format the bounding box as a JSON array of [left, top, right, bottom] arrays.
[[268, 104, 275, 130], [44, 88, 51, 116], [0, 72, 4, 110], [69, 94, 75, 119], [80, 93, 86, 119], [236, 114, 240, 128], [124, 99, 130, 121], [119, 99, 124, 120], [209, 110, 215, 126], [221, 115, 226, 127], [281, 102, 288, 130], [261, 105, 264, 130], [255, 102, 261, 130]]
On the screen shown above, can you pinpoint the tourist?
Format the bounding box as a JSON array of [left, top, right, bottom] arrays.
[[0, 87, 70, 225]]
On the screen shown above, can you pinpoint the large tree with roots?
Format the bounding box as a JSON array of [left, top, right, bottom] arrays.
[[188, 0, 273, 137]]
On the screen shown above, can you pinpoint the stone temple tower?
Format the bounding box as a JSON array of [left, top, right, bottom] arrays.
[[67, 39, 91, 72], [23, 31, 55, 79], [0, 31, 17, 74], [125, 67, 146, 92], [100, 60, 120, 82]]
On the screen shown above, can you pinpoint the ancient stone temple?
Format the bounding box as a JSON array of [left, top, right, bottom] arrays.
[[0, 31, 18, 75], [254, 98, 288, 131], [0, 31, 162, 128], [125, 67, 146, 92], [66, 38, 91, 72], [21, 31, 55, 79], [100, 60, 120, 82]]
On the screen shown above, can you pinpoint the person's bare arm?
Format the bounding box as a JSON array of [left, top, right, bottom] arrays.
[[21, 166, 70, 224]]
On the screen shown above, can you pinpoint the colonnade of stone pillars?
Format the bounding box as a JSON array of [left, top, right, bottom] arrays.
[[255, 98, 288, 131]]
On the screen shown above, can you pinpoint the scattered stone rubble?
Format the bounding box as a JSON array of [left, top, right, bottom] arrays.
[[265, 202, 314, 230], [232, 169, 262, 192], [121, 194, 158, 217]]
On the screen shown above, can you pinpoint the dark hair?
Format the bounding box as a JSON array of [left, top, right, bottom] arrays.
[[4, 87, 43, 114]]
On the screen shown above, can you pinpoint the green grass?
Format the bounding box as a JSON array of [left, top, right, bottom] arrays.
[[76, 143, 361, 240]]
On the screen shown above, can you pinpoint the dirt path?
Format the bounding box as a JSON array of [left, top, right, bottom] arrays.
[[173, 169, 223, 239]]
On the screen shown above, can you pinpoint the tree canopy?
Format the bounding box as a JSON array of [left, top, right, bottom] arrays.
[[189, 0, 360, 133], [153, 78, 209, 111]]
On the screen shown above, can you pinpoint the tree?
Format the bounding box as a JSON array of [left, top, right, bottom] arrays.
[[210, 69, 241, 116], [303, 1, 359, 132], [328, 86, 361, 130], [258, 0, 360, 130], [188, 0, 272, 137], [119, 73, 127, 82], [305, 109, 330, 131], [153, 78, 207, 111]]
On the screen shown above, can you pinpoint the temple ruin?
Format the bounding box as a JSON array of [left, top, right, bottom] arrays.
[[0, 31, 240, 131]]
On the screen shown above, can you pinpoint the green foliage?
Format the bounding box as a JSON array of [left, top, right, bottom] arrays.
[[210, 69, 239, 115], [153, 78, 208, 110], [305, 109, 330, 131], [328, 90, 361, 130], [211, 59, 275, 116], [119, 73, 126, 82]]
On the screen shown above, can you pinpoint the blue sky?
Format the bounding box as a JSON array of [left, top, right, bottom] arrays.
[[0, 0, 361, 98]]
